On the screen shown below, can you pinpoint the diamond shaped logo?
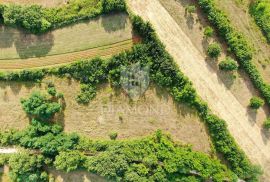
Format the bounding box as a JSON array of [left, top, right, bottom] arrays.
[[120, 62, 150, 101]]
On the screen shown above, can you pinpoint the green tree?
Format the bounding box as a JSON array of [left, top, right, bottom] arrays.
[[54, 151, 86, 172], [218, 57, 238, 71], [249, 96, 264, 110], [207, 43, 221, 58], [21, 91, 61, 120], [264, 118, 270, 129], [204, 26, 214, 38], [186, 5, 196, 15], [8, 153, 48, 182]]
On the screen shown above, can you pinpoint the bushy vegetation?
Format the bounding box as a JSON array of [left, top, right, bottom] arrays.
[[263, 118, 270, 129], [0, 0, 126, 33], [204, 26, 214, 38], [219, 57, 239, 71], [54, 151, 86, 172], [250, 0, 270, 42], [207, 43, 221, 58], [249, 96, 264, 110], [8, 153, 48, 182], [198, 0, 270, 119], [109, 132, 118, 140], [186, 5, 196, 15], [21, 91, 62, 121]]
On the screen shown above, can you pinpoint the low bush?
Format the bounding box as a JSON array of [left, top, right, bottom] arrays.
[[249, 96, 264, 110], [186, 5, 196, 14], [8, 153, 48, 182], [204, 26, 214, 38], [54, 151, 86, 172], [109, 132, 118, 140], [263, 118, 270, 129], [21, 91, 61, 121], [207, 43, 221, 58], [219, 57, 239, 71]]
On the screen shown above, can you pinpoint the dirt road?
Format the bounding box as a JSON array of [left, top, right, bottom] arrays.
[[127, 0, 270, 180]]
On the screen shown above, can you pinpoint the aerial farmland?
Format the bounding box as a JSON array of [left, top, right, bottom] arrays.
[[0, 0, 269, 181]]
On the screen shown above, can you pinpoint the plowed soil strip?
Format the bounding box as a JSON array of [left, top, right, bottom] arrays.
[[0, 40, 133, 70], [127, 0, 270, 179]]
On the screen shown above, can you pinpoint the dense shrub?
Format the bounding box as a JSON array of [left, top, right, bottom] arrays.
[[207, 43, 221, 58], [21, 92, 61, 121], [83, 131, 236, 181], [198, 0, 270, 109], [109, 132, 118, 140], [263, 118, 270, 129], [250, 0, 270, 42], [102, 0, 126, 13], [204, 26, 214, 38], [186, 5, 196, 14], [8, 153, 48, 182], [0, 0, 126, 33], [219, 57, 239, 71], [3, 5, 51, 33], [249, 96, 264, 109], [54, 151, 86, 172]]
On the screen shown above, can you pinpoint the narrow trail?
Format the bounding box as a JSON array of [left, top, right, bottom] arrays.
[[127, 0, 270, 180], [0, 148, 17, 154]]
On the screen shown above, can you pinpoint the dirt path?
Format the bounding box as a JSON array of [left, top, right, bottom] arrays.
[[127, 0, 270, 180], [0, 148, 17, 154]]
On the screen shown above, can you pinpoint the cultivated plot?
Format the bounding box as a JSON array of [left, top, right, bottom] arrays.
[[0, 13, 133, 69]]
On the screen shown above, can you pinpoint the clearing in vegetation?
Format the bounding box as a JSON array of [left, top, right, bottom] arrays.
[[127, 0, 270, 180], [0, 77, 212, 154]]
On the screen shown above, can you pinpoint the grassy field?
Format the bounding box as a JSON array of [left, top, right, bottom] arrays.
[[0, 40, 133, 70], [0, 76, 212, 154], [0, 0, 65, 7], [0, 12, 133, 60]]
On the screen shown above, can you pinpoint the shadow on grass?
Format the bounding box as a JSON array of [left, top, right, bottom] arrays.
[[0, 25, 54, 59]]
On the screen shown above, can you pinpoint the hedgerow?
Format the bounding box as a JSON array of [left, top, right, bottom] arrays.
[[250, 0, 270, 42], [0, 0, 126, 33], [197, 0, 270, 109]]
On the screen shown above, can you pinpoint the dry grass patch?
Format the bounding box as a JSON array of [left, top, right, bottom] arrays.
[[0, 76, 212, 154]]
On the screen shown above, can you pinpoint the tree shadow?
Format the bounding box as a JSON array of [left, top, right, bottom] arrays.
[[101, 12, 128, 33], [186, 15, 195, 29], [0, 25, 55, 59], [14, 31, 54, 59], [0, 26, 15, 48]]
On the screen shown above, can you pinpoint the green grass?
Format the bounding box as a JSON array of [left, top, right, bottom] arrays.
[[0, 12, 132, 60]]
